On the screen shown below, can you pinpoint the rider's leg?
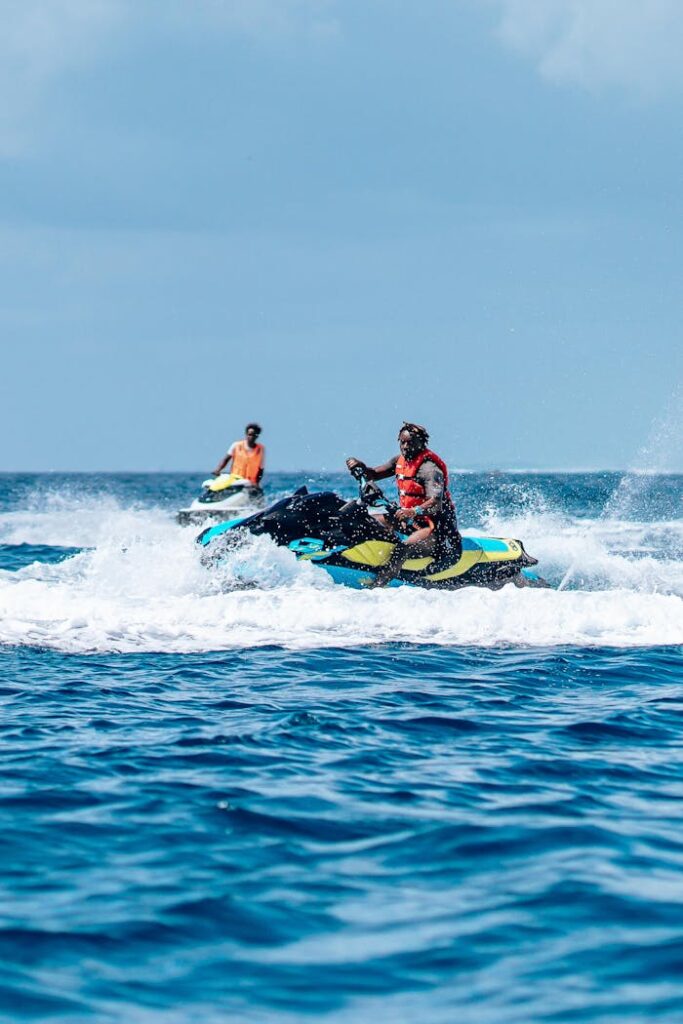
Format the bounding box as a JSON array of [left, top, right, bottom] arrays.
[[368, 526, 436, 587]]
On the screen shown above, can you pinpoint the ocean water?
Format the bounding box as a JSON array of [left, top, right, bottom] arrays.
[[0, 471, 682, 1022]]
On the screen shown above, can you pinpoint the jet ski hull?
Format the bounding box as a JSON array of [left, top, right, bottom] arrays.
[[196, 489, 547, 590]]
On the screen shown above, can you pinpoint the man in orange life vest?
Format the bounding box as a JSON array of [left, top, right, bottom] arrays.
[[346, 422, 461, 587], [212, 423, 265, 486]]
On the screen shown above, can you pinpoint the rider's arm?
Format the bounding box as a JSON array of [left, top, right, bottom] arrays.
[[346, 456, 397, 481], [256, 448, 265, 485], [413, 462, 444, 515], [213, 443, 236, 476], [365, 457, 398, 481]]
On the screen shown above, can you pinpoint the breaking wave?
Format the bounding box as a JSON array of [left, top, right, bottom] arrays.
[[1, 481, 681, 653]]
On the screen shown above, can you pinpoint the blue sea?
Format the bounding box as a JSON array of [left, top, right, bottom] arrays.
[[1, 471, 682, 1022]]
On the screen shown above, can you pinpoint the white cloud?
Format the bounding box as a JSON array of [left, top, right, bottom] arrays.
[[487, 0, 683, 97], [0, 0, 339, 156], [0, 0, 125, 155], [187, 0, 340, 40]]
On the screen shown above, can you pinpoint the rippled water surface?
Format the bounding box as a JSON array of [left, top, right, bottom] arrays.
[[0, 472, 682, 1021]]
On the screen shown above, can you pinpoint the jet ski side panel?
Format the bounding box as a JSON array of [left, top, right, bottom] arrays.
[[196, 517, 250, 543], [293, 538, 528, 590], [320, 564, 406, 589]]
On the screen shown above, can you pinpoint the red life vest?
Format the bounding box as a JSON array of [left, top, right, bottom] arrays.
[[395, 449, 452, 510]]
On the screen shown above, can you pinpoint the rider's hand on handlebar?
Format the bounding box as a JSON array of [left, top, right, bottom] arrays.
[[346, 458, 367, 477], [394, 507, 414, 524]]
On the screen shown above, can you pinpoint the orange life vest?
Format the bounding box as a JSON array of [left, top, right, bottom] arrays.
[[395, 449, 453, 512], [231, 441, 264, 484]]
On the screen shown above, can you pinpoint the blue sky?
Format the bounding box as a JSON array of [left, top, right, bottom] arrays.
[[1, 0, 682, 472]]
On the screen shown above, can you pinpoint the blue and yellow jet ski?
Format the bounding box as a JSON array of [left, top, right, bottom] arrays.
[[196, 472, 546, 591]]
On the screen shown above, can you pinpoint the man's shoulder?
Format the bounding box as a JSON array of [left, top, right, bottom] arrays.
[[417, 458, 444, 478], [421, 451, 447, 470]]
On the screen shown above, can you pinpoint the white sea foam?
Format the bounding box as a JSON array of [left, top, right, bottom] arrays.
[[0, 495, 681, 653], [481, 507, 683, 596], [0, 491, 161, 549]]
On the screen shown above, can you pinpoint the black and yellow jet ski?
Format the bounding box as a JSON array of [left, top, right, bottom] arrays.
[[196, 472, 547, 591]]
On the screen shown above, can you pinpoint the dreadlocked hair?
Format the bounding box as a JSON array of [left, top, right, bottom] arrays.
[[398, 421, 429, 444]]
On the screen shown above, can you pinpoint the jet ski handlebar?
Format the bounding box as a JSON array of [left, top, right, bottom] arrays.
[[348, 462, 367, 482], [347, 466, 398, 514], [346, 467, 427, 530]]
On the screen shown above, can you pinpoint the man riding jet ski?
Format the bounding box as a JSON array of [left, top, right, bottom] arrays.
[[346, 421, 460, 587], [176, 423, 266, 526], [196, 441, 546, 592], [212, 423, 265, 486]]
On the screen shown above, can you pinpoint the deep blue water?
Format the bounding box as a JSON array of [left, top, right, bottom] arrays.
[[0, 472, 682, 1022]]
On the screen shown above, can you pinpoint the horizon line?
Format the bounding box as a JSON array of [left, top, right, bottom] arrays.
[[1, 467, 682, 476]]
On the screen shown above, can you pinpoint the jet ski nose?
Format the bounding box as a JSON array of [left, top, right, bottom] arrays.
[[518, 541, 538, 566]]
